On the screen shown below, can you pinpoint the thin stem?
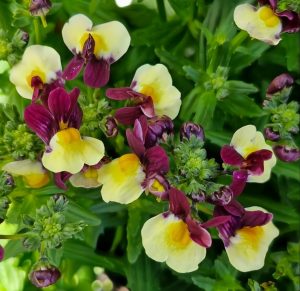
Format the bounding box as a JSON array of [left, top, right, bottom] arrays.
[[156, 0, 167, 22], [33, 18, 41, 44], [40, 15, 47, 28], [0, 234, 26, 240], [109, 226, 123, 253]]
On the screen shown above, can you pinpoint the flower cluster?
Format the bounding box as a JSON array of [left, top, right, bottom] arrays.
[[1, 3, 299, 288]]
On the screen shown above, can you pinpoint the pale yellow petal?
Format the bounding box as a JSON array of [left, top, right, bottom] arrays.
[[234, 4, 282, 45], [91, 21, 131, 61], [132, 64, 181, 119], [62, 14, 93, 54], [69, 169, 101, 188], [81, 137, 105, 166], [98, 154, 145, 204], [226, 206, 279, 272], [9, 45, 61, 99]]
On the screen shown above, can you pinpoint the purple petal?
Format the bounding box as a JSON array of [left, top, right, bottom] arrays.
[[258, 0, 277, 9], [126, 129, 145, 158], [221, 145, 244, 166], [84, 58, 110, 88], [278, 11, 300, 33], [143, 146, 169, 175], [24, 104, 56, 144], [146, 174, 169, 200], [241, 210, 273, 227], [229, 170, 248, 196], [54, 172, 71, 190], [274, 145, 300, 162], [133, 116, 148, 144], [106, 87, 138, 100], [169, 187, 190, 217], [244, 149, 273, 175], [62, 55, 84, 80], [201, 216, 231, 228], [223, 200, 245, 217], [186, 217, 212, 248], [140, 97, 155, 118], [266, 73, 294, 96], [115, 106, 143, 125], [82, 34, 95, 60]]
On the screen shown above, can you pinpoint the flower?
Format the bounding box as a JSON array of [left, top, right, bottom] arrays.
[[141, 188, 212, 273], [24, 87, 105, 174], [106, 64, 181, 125], [273, 145, 300, 162], [2, 159, 49, 188], [98, 119, 170, 203], [234, 2, 300, 45], [266, 73, 294, 97], [221, 125, 276, 183], [180, 122, 205, 141], [62, 14, 130, 87], [214, 202, 279, 272], [9, 45, 62, 100], [29, 0, 52, 17]]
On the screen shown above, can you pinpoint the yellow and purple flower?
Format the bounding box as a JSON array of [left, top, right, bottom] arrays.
[[24, 87, 105, 174], [62, 14, 130, 87], [2, 159, 50, 188], [9, 45, 63, 100], [98, 117, 170, 204], [142, 188, 228, 273], [221, 125, 276, 183], [214, 201, 279, 272], [106, 64, 181, 125], [234, 1, 300, 45]]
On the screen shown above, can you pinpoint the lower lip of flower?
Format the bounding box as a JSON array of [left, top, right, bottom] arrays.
[[166, 220, 191, 249]]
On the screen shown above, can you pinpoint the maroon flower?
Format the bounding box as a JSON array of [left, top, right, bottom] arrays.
[[29, 264, 61, 288], [105, 116, 118, 138], [180, 122, 205, 142], [264, 127, 280, 141], [266, 73, 294, 97], [273, 145, 300, 162], [29, 0, 52, 16]]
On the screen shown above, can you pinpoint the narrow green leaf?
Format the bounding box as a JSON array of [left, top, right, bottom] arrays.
[[273, 160, 300, 181], [224, 80, 258, 95], [206, 130, 231, 146]]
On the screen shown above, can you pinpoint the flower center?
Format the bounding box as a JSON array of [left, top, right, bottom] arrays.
[[243, 145, 259, 159], [118, 153, 141, 175], [79, 32, 107, 56], [140, 84, 159, 103], [150, 179, 165, 193], [23, 173, 50, 188], [83, 168, 98, 179], [166, 220, 191, 249], [258, 6, 281, 27], [235, 226, 264, 252], [56, 128, 81, 145], [26, 69, 46, 87]]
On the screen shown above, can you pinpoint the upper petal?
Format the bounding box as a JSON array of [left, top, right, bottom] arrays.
[[62, 14, 93, 54]]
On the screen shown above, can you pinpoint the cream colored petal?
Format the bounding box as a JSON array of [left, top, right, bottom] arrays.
[[98, 154, 145, 204], [234, 4, 282, 45], [92, 21, 131, 61], [69, 172, 101, 188], [231, 125, 257, 155], [81, 137, 105, 166], [2, 159, 45, 175], [62, 14, 93, 54], [141, 214, 171, 262], [9, 45, 61, 99], [226, 206, 279, 272], [166, 241, 206, 273]]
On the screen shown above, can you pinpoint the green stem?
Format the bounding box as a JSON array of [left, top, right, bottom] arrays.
[[156, 0, 167, 22], [40, 15, 47, 28], [230, 30, 248, 53], [0, 234, 25, 240], [33, 18, 41, 44], [109, 226, 123, 253]]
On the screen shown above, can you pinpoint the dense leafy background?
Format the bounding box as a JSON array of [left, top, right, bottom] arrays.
[[0, 0, 299, 290]]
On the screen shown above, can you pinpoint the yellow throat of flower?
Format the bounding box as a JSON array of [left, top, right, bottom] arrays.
[[23, 172, 50, 188], [79, 31, 107, 56], [166, 220, 191, 249], [258, 6, 280, 27], [26, 69, 46, 87], [57, 128, 81, 145], [140, 84, 160, 104], [83, 168, 98, 179], [236, 226, 264, 253]]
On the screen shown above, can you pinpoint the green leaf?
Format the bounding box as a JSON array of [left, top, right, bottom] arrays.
[[167, 0, 195, 21], [64, 240, 126, 275], [126, 252, 161, 291], [219, 94, 265, 117], [192, 275, 216, 291], [248, 279, 262, 291], [206, 130, 231, 146], [282, 33, 300, 73], [273, 160, 300, 181], [66, 201, 101, 226], [224, 80, 258, 95]]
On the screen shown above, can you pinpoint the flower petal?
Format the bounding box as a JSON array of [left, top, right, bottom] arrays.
[[62, 55, 84, 80], [144, 146, 169, 175], [115, 106, 143, 125], [91, 21, 131, 62], [62, 14, 93, 54], [98, 154, 145, 204], [84, 58, 110, 88], [221, 145, 244, 166], [169, 187, 190, 218]]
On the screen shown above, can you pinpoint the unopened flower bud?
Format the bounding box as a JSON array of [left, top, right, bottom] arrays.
[[105, 117, 118, 137], [180, 122, 205, 141], [21, 31, 29, 44], [266, 73, 294, 98], [0, 244, 4, 261], [273, 145, 300, 162], [145, 116, 173, 147], [146, 175, 169, 200], [191, 191, 206, 202], [29, 258, 61, 288], [29, 0, 52, 16], [264, 127, 280, 141], [208, 186, 233, 206]]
